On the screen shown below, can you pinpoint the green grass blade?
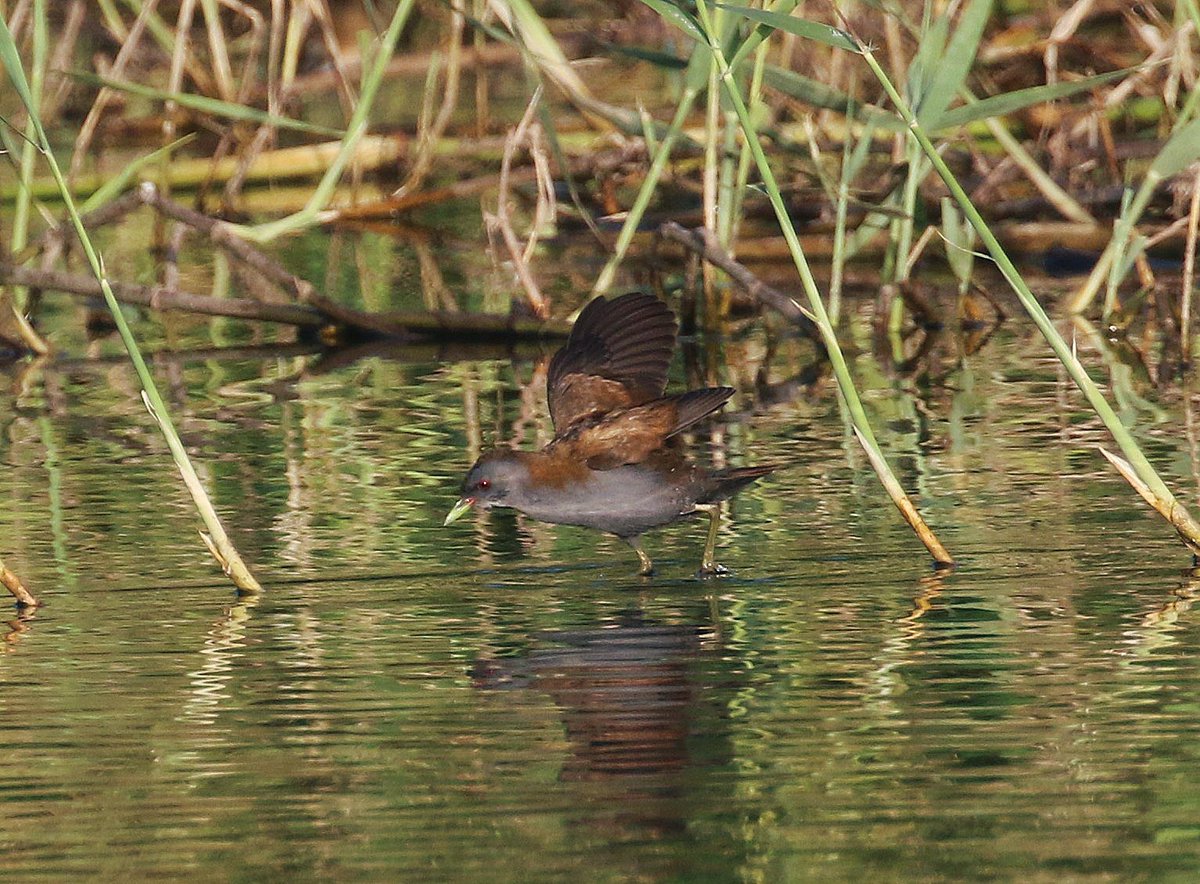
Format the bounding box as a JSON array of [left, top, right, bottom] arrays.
[[936, 68, 1133, 130], [0, 18, 37, 111], [918, 0, 992, 127], [1149, 117, 1200, 178], [693, 0, 953, 565], [712, 4, 859, 52], [599, 42, 689, 69], [858, 43, 1200, 554], [637, 0, 706, 42], [70, 71, 345, 137], [80, 134, 196, 213], [0, 14, 262, 592], [764, 66, 899, 125]]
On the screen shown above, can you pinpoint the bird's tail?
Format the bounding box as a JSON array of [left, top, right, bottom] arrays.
[[702, 464, 777, 503]]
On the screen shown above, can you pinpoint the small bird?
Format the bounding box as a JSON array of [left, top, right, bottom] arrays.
[[443, 292, 774, 575]]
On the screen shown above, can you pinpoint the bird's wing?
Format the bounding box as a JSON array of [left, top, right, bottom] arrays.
[[563, 387, 735, 470], [547, 292, 677, 434]]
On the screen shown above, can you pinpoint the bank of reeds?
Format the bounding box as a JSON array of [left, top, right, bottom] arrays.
[[2, 0, 1199, 574]]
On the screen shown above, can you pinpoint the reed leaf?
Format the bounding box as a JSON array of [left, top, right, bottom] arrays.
[[936, 68, 1133, 130], [70, 71, 345, 137], [764, 66, 896, 123], [711, 4, 859, 52], [693, 0, 954, 565], [79, 134, 196, 213], [637, 0, 705, 42], [1148, 116, 1200, 179], [858, 44, 1200, 555], [917, 0, 992, 127]]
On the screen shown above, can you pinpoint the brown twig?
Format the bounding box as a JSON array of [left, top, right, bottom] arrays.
[[0, 263, 571, 340], [0, 264, 328, 327], [659, 221, 822, 343], [486, 89, 551, 319]]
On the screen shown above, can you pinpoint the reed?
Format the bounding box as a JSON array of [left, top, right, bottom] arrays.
[[693, 0, 954, 565], [850, 22, 1200, 553], [0, 15, 263, 593]]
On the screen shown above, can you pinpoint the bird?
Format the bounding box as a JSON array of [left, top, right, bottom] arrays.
[[443, 292, 774, 576]]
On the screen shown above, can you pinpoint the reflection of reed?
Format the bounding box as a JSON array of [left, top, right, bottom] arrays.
[[867, 571, 949, 705], [181, 597, 258, 731], [2, 607, 37, 653], [1121, 574, 1200, 660]]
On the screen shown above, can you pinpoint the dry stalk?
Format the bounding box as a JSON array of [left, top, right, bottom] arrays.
[[1183, 164, 1200, 364], [0, 560, 37, 608], [394, 0, 466, 198], [485, 89, 551, 319], [68, 0, 161, 185], [42, 0, 86, 123], [854, 428, 955, 567], [306, 0, 357, 114], [224, 0, 285, 204], [659, 222, 821, 343]]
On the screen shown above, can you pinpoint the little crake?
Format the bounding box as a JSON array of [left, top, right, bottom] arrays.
[[444, 292, 774, 575]]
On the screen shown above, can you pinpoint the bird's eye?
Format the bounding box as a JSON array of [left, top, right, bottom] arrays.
[[478, 479, 491, 490]]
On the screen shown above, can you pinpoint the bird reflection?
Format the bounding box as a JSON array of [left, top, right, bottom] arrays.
[[471, 607, 731, 837]]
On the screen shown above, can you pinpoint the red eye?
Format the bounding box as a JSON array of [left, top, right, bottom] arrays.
[[478, 479, 491, 490]]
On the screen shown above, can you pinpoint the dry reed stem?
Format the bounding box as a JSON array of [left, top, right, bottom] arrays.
[[1100, 447, 1200, 556], [42, 0, 85, 122], [486, 90, 551, 319], [0, 563, 37, 608], [200, 0, 235, 100], [224, 0, 285, 203], [854, 428, 954, 566], [394, 0, 466, 198], [307, 0, 358, 113], [68, 0, 160, 185], [1183, 164, 1200, 364], [0, 264, 326, 327], [162, 0, 197, 170]]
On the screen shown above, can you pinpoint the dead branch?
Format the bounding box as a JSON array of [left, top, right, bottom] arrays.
[[659, 221, 822, 344]]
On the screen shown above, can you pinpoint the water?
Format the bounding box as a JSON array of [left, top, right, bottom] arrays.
[[3, 227, 1200, 879]]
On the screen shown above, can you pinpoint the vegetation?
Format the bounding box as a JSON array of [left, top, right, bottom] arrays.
[[2, 0, 1200, 599]]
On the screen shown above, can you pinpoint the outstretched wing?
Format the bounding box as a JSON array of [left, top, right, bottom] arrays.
[[547, 292, 677, 434], [559, 387, 737, 470]]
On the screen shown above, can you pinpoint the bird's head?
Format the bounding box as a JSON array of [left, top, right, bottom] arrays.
[[443, 449, 529, 525]]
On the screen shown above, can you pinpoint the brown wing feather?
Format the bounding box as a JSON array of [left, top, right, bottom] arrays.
[[547, 293, 677, 433], [553, 387, 735, 470]]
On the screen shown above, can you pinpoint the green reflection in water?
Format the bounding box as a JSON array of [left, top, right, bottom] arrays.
[[2, 225, 1200, 879]]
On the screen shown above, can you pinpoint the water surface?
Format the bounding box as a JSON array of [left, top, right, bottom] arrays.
[[3, 227, 1200, 880]]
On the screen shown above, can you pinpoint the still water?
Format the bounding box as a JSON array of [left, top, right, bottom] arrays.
[[3, 226, 1200, 879]]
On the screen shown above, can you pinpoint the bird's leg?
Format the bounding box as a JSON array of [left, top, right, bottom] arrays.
[[625, 537, 654, 576], [695, 503, 732, 577]]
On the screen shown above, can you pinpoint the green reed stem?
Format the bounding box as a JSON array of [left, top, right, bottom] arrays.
[[591, 70, 703, 297], [0, 16, 263, 592], [694, 0, 954, 564], [858, 44, 1200, 552], [593, 2, 798, 298]]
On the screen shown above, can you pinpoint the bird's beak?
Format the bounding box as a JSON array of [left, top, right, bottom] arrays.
[[443, 497, 476, 526]]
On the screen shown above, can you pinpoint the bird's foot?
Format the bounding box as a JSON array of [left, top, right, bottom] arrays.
[[697, 562, 732, 578]]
